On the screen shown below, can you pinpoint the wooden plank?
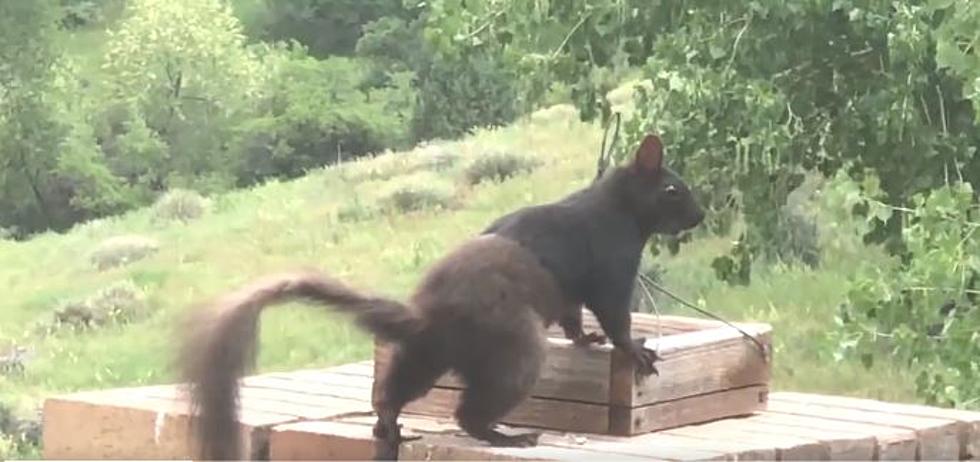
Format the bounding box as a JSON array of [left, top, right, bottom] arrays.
[[544, 311, 710, 338], [650, 431, 777, 461], [377, 321, 771, 411], [138, 383, 367, 422], [743, 417, 875, 460], [611, 384, 768, 435], [333, 414, 711, 461], [557, 432, 729, 461], [774, 391, 980, 459], [662, 418, 831, 461], [752, 411, 918, 460], [271, 420, 540, 460], [611, 324, 771, 407], [241, 375, 373, 403], [42, 389, 273, 460], [271, 419, 662, 461], [401, 386, 611, 435], [375, 340, 614, 405], [767, 397, 960, 460], [41, 362, 381, 460]]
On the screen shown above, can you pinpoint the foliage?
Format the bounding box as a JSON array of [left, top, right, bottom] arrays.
[[253, 0, 407, 58], [934, 0, 980, 120], [409, 50, 522, 142], [419, 0, 980, 408], [229, 52, 414, 186], [420, 0, 980, 277], [100, 0, 267, 194], [356, 6, 524, 143], [0, 1, 123, 236], [58, 0, 125, 28], [832, 179, 980, 408]]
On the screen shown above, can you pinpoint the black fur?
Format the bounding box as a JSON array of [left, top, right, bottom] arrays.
[[484, 134, 704, 373]]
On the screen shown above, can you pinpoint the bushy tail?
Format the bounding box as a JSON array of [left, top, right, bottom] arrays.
[[175, 269, 421, 461]]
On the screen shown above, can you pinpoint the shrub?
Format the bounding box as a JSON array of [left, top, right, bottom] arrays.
[[773, 173, 823, 267], [340, 143, 458, 183], [255, 0, 406, 58], [152, 189, 209, 223], [230, 54, 413, 186], [774, 209, 821, 268], [89, 235, 160, 270], [379, 175, 456, 213], [382, 186, 455, 213], [464, 150, 541, 185], [48, 279, 150, 331], [0, 346, 31, 377], [0, 401, 40, 458], [529, 104, 579, 126], [336, 196, 377, 223], [410, 51, 521, 142]]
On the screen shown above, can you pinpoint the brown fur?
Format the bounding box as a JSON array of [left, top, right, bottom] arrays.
[[178, 234, 571, 460]]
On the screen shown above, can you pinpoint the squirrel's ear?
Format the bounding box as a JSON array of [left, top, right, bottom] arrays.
[[633, 134, 664, 173]]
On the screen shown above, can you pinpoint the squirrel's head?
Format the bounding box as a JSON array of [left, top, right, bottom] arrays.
[[610, 133, 704, 235]]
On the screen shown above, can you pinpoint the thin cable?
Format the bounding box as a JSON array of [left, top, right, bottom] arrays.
[[637, 273, 769, 361], [635, 274, 663, 354]]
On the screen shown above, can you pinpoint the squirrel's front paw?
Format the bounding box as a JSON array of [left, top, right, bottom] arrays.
[[627, 337, 660, 382]]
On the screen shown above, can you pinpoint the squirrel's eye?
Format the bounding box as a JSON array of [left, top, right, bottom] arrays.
[[665, 184, 679, 196]]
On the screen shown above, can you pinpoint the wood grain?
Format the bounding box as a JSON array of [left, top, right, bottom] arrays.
[[611, 323, 771, 406], [270, 418, 661, 461], [752, 411, 918, 460], [401, 386, 611, 434], [767, 397, 960, 460], [773, 391, 980, 459], [42, 388, 274, 460], [611, 384, 769, 435], [662, 418, 831, 461], [375, 340, 613, 405]]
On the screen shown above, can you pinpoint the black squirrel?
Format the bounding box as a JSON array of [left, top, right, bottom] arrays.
[[176, 133, 705, 460]]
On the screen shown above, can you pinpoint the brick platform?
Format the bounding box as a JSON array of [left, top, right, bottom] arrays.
[[42, 360, 980, 460]]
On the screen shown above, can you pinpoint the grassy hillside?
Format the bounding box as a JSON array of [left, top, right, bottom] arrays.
[[0, 104, 921, 457]]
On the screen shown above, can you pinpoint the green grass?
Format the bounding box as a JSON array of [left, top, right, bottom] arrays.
[[0, 104, 921, 457]]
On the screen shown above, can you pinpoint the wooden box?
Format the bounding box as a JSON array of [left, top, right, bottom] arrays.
[[373, 310, 773, 436]]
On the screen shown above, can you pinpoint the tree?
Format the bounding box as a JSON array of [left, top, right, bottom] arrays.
[[100, 0, 268, 193], [0, 0, 119, 235], [258, 0, 407, 58]]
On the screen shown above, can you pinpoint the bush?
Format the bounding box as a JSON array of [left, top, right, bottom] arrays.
[[340, 142, 458, 183], [773, 173, 823, 267], [335, 195, 377, 223], [89, 235, 160, 270], [230, 54, 413, 186], [774, 209, 821, 268], [0, 401, 40, 458], [0, 346, 31, 377], [47, 279, 150, 331], [464, 150, 541, 185], [410, 51, 521, 142], [152, 189, 209, 223], [255, 0, 407, 58], [379, 175, 456, 213], [58, 0, 125, 28]]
